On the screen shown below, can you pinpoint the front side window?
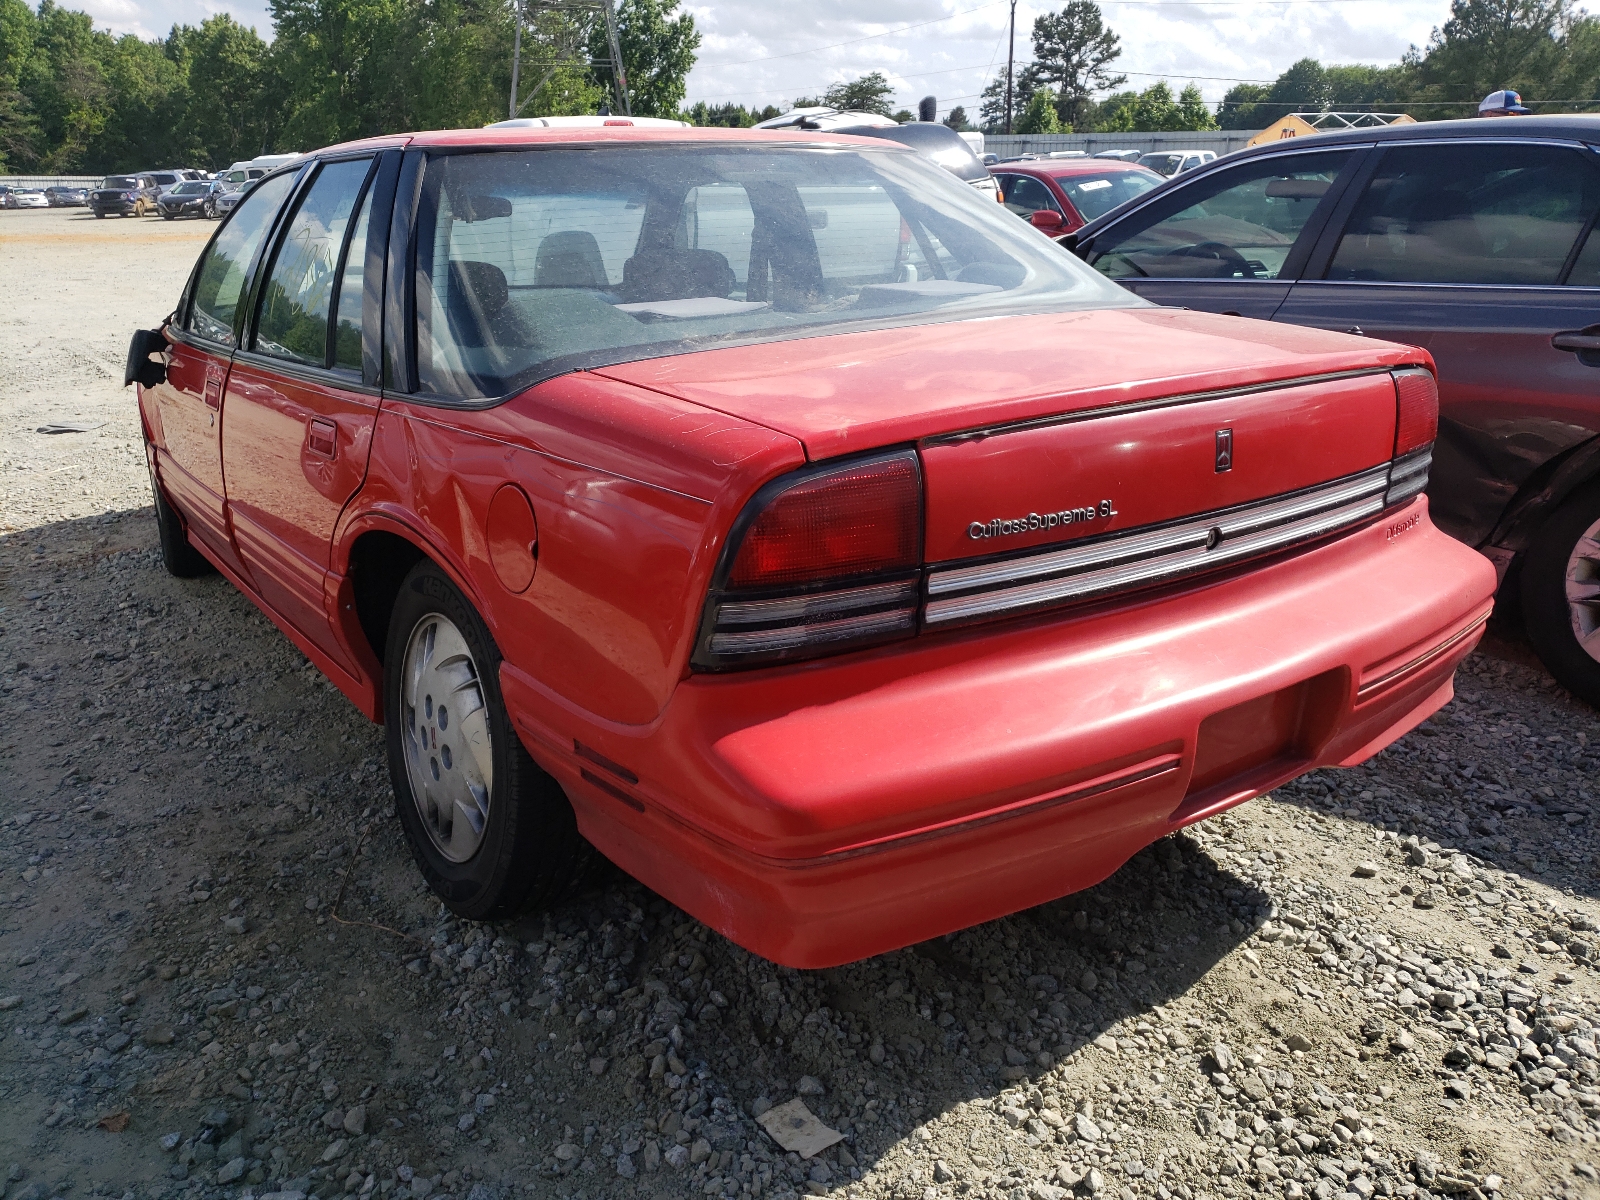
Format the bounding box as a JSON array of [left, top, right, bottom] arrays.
[[413, 145, 1133, 400], [188, 171, 297, 347], [1056, 170, 1160, 222], [997, 174, 1062, 218], [1092, 151, 1353, 281], [254, 158, 372, 366], [1326, 143, 1599, 286]]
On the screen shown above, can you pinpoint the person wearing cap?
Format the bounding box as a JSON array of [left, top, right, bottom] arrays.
[[1479, 89, 1531, 116]]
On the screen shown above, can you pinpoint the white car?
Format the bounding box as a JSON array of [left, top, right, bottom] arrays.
[[9, 188, 48, 209], [1136, 150, 1217, 177]]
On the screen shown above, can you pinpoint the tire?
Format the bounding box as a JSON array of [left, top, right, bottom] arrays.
[[162, 212, 174, 221], [1521, 479, 1600, 707], [384, 560, 591, 920], [147, 460, 215, 578], [95, 211, 105, 219]]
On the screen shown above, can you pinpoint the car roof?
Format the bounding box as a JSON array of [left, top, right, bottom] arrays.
[[997, 159, 1160, 178], [1216, 113, 1600, 161], [306, 126, 932, 158]]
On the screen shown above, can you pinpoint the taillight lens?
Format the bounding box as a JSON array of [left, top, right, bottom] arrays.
[[1387, 367, 1438, 506], [694, 451, 923, 670]]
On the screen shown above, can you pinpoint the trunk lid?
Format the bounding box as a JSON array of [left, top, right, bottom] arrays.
[[597, 307, 1415, 576]]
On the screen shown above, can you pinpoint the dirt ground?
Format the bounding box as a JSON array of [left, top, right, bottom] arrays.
[[1, 207, 1597, 1200]]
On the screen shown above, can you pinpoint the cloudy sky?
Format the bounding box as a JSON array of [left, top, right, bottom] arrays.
[[82, 0, 1458, 115]]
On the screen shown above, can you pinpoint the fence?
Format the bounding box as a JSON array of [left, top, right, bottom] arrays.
[[984, 131, 1260, 160], [1, 176, 105, 189]]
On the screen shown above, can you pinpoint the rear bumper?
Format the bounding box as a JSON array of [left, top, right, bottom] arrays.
[[503, 497, 1495, 967]]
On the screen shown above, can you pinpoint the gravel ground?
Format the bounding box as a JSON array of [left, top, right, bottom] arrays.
[[2, 208, 1598, 1200]]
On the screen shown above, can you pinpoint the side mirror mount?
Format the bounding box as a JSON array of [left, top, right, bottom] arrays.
[[1029, 209, 1065, 233], [125, 327, 168, 388]]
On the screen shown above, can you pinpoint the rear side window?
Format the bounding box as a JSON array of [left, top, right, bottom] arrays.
[[254, 159, 372, 366], [1092, 151, 1352, 280], [188, 172, 297, 347], [1326, 143, 1600, 286], [1056, 170, 1159, 222], [998, 174, 1062, 218]]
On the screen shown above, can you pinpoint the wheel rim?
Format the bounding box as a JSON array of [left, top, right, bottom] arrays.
[[400, 613, 493, 863], [1566, 513, 1600, 664]]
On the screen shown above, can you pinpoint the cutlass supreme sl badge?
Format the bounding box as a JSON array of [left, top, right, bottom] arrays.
[[968, 499, 1118, 540]]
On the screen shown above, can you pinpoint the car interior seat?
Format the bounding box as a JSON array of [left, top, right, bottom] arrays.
[[535, 231, 609, 289], [445, 259, 530, 349], [620, 249, 736, 303]]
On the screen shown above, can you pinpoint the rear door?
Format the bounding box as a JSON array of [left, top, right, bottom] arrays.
[[221, 154, 393, 670], [1082, 147, 1366, 320], [1276, 138, 1600, 545], [148, 170, 300, 574]]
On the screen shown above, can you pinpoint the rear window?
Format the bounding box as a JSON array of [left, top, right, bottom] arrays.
[[151, 174, 178, 185], [413, 144, 1134, 400], [104, 177, 140, 189]]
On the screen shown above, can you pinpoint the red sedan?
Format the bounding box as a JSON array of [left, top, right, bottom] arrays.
[[994, 157, 1163, 238], [126, 122, 1494, 968]]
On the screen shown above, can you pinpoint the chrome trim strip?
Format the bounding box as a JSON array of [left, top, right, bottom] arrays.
[[929, 464, 1389, 600], [710, 607, 915, 654], [927, 490, 1386, 625], [716, 580, 919, 627]]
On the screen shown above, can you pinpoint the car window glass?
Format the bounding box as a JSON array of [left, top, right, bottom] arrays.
[[999, 174, 1061, 217], [413, 146, 1130, 400], [332, 184, 376, 371], [1057, 170, 1160, 222], [1092, 150, 1353, 281], [188, 172, 297, 348], [1566, 224, 1600, 286], [1326, 143, 1598, 286], [255, 159, 371, 367]]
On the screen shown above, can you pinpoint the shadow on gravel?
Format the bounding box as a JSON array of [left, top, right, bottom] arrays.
[[528, 836, 1264, 1188]]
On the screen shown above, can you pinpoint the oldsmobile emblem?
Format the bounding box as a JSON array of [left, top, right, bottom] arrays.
[[1215, 428, 1234, 473], [968, 499, 1118, 540]]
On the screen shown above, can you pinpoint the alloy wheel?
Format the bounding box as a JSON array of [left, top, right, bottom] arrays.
[[399, 613, 494, 863], [1566, 513, 1600, 664]]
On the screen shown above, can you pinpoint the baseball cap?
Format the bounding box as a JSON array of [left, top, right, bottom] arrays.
[[1479, 89, 1531, 115]]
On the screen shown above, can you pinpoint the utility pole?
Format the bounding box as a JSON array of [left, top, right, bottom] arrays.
[[509, 0, 523, 120], [601, 0, 631, 117], [998, 0, 1011, 133]]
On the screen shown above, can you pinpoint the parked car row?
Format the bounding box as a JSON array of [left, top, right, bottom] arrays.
[[127, 117, 1494, 966], [1, 155, 300, 219]]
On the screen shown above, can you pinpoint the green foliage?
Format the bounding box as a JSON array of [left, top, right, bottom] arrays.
[[819, 71, 894, 115], [942, 105, 971, 131], [0, 0, 699, 173], [1016, 87, 1061, 133], [1030, 1, 1124, 129], [1091, 81, 1216, 131], [589, 0, 700, 119], [979, 69, 1038, 132], [683, 101, 779, 127], [1411, 0, 1570, 116]]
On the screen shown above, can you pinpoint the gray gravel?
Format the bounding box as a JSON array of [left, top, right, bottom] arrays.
[[1, 207, 1597, 1200]]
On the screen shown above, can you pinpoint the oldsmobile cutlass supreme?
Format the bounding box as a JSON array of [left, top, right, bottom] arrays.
[[125, 121, 1497, 967]]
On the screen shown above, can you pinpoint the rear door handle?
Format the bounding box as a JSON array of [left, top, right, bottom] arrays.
[[1552, 327, 1600, 353], [203, 377, 222, 409], [308, 418, 337, 459]]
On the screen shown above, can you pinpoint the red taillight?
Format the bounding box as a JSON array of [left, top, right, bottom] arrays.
[[1393, 368, 1438, 457], [728, 454, 921, 588], [696, 451, 924, 670], [1387, 368, 1437, 507]]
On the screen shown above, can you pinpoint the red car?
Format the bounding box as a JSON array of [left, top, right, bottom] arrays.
[[126, 122, 1495, 968], [994, 158, 1163, 238]]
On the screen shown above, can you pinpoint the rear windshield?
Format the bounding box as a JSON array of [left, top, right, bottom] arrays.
[[1056, 169, 1161, 221], [414, 144, 1135, 400], [151, 174, 178, 185], [104, 177, 140, 189]]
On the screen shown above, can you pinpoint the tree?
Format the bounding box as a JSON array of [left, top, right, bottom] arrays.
[[685, 100, 778, 126], [168, 16, 270, 164], [588, 0, 700, 119], [942, 104, 970, 131], [978, 66, 1038, 131], [1217, 58, 1411, 129], [891, 107, 913, 122], [1015, 86, 1061, 133], [1217, 82, 1270, 129], [1029, 1, 1125, 129], [1413, 0, 1569, 115], [821, 71, 894, 115], [1093, 81, 1215, 131]]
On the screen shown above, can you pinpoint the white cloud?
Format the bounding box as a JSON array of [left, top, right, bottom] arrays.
[[86, 0, 1459, 115]]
